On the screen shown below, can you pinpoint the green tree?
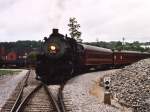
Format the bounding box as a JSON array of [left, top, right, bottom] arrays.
[[68, 17, 82, 42], [27, 51, 38, 64], [115, 41, 123, 51]]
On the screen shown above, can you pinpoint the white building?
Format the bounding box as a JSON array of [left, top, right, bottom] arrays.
[[141, 45, 150, 48]]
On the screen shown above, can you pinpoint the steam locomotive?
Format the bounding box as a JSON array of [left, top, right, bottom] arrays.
[[36, 29, 150, 83]]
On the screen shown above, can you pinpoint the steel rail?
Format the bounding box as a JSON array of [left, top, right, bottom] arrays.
[[10, 70, 31, 112], [43, 83, 62, 112], [58, 84, 66, 112], [15, 83, 43, 112]]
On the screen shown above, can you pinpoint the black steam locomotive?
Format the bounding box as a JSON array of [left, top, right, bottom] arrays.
[[36, 29, 150, 84], [36, 29, 82, 83]]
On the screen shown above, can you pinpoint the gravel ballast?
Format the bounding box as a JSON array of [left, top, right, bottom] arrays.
[[0, 70, 28, 110], [105, 59, 150, 112]]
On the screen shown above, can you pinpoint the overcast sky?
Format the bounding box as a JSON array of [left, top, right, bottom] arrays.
[[0, 0, 150, 42]]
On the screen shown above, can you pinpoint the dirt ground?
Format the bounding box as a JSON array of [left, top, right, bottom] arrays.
[[89, 77, 133, 112]]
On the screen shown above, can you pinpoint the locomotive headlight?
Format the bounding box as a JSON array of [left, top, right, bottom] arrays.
[[47, 43, 59, 54], [50, 45, 56, 51], [44, 35, 68, 58]]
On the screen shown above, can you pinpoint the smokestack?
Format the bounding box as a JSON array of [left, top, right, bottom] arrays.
[[52, 29, 59, 34]]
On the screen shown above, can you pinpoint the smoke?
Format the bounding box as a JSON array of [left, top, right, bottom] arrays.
[[56, 0, 67, 10], [48, 0, 68, 27]]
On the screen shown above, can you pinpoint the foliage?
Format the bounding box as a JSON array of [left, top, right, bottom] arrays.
[[0, 40, 150, 54], [115, 41, 123, 51], [27, 51, 38, 63], [0, 70, 21, 76], [68, 17, 82, 42], [84, 41, 150, 52], [0, 40, 41, 53]]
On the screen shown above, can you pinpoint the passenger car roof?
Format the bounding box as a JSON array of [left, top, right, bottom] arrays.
[[80, 44, 112, 53], [114, 50, 150, 54]]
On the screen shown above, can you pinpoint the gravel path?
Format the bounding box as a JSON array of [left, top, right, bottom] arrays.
[[63, 70, 123, 112], [0, 70, 28, 110]]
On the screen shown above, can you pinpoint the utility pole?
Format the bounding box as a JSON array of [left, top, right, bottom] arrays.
[[122, 37, 125, 50]]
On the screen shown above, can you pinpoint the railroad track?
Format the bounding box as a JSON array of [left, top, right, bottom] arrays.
[[10, 70, 30, 112], [1, 70, 31, 112], [1, 70, 67, 112], [11, 82, 64, 112], [10, 71, 66, 112]]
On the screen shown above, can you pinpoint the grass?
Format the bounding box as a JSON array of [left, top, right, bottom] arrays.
[[0, 70, 21, 76]]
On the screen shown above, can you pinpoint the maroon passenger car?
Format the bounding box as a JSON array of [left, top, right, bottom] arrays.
[[78, 44, 113, 69], [78, 44, 150, 70], [113, 51, 150, 67]]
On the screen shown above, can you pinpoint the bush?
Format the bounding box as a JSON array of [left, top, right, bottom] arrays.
[[27, 51, 38, 64]]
